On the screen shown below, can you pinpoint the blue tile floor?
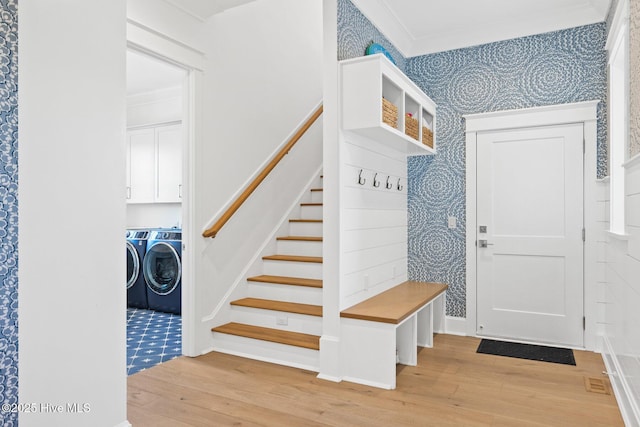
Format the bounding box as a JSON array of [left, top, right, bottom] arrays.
[[126, 308, 182, 375]]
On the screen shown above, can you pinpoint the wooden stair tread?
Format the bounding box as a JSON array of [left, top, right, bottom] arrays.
[[310, 188, 323, 192], [262, 255, 322, 263], [340, 281, 448, 324], [231, 298, 322, 317], [300, 203, 323, 207], [276, 236, 322, 242], [289, 219, 322, 223], [212, 322, 320, 350], [247, 275, 322, 288]]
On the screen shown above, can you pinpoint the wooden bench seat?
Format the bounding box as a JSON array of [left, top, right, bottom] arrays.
[[339, 280, 448, 390], [340, 281, 448, 324]]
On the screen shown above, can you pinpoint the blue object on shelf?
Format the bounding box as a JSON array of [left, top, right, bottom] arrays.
[[365, 41, 396, 65]]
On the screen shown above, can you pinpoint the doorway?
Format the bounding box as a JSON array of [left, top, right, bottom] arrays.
[[464, 101, 600, 350], [475, 123, 584, 347], [125, 49, 187, 374]]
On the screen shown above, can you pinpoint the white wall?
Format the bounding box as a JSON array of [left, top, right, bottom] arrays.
[[602, 160, 640, 425], [18, 1, 128, 426], [126, 0, 323, 356]]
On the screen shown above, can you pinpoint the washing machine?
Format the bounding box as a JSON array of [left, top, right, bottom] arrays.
[[143, 229, 182, 314], [126, 229, 150, 309]]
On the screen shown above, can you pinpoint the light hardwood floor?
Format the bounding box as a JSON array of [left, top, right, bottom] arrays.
[[127, 335, 623, 426]]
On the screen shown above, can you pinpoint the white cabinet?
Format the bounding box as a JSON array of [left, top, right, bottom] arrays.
[[126, 123, 182, 203], [340, 54, 436, 155]]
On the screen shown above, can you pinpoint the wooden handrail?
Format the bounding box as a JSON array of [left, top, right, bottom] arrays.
[[203, 104, 323, 238]]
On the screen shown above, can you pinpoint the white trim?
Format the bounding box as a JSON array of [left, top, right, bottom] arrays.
[[464, 101, 599, 132], [606, 230, 631, 240], [114, 422, 132, 427], [602, 335, 640, 426], [444, 316, 467, 336], [624, 153, 640, 170], [126, 19, 205, 71], [606, 0, 630, 51], [464, 101, 600, 350]]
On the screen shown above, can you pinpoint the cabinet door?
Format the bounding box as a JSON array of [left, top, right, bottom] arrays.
[[156, 124, 182, 202], [127, 129, 155, 203]]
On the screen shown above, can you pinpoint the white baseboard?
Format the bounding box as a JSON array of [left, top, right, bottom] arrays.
[[601, 335, 640, 427], [114, 421, 132, 427], [444, 316, 467, 336]]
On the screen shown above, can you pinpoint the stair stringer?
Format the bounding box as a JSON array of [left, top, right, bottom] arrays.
[[203, 166, 323, 371]]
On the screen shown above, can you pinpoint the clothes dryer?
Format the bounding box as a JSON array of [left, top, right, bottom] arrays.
[[143, 229, 181, 314], [126, 229, 150, 309]]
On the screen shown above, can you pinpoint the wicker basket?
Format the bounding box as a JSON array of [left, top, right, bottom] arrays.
[[422, 127, 434, 148], [405, 114, 418, 141], [382, 98, 398, 129]]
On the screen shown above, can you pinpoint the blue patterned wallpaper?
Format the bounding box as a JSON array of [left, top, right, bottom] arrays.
[[338, 1, 608, 318], [406, 24, 608, 317], [0, 0, 18, 424], [337, 0, 406, 72]]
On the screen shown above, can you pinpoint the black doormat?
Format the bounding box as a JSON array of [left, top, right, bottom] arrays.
[[477, 339, 576, 365]]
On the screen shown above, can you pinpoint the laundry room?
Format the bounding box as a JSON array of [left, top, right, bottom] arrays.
[[125, 50, 186, 375]]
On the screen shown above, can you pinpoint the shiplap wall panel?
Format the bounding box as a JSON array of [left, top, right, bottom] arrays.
[[340, 136, 409, 309], [343, 227, 407, 252], [603, 160, 640, 423], [342, 185, 407, 210], [342, 209, 407, 230]]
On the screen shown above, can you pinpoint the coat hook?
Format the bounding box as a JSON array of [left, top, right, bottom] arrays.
[[373, 173, 380, 188], [358, 169, 366, 185], [397, 178, 403, 191], [386, 175, 393, 189]]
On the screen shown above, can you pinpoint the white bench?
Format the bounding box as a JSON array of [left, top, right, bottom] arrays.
[[340, 281, 448, 389]]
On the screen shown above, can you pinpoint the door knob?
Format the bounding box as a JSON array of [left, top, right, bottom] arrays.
[[478, 240, 494, 248]]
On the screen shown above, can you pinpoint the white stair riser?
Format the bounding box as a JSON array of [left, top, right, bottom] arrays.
[[310, 191, 323, 204], [289, 222, 323, 236], [247, 282, 322, 305], [262, 259, 323, 279], [300, 205, 323, 220], [229, 306, 322, 335], [211, 333, 319, 372], [277, 240, 323, 257]]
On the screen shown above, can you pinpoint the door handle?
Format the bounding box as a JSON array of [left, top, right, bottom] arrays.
[[478, 239, 494, 248]]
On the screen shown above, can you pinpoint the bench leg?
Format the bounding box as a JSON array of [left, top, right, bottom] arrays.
[[341, 318, 397, 389], [397, 315, 417, 365]]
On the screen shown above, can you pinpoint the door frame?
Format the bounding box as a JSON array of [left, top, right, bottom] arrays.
[[464, 101, 600, 351], [127, 19, 205, 357]]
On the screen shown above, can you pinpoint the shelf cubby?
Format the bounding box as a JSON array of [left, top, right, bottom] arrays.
[[340, 54, 436, 155]]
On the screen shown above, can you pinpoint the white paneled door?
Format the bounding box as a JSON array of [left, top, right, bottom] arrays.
[[476, 123, 584, 347]]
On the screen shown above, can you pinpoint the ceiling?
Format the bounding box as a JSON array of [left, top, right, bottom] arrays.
[[350, 0, 612, 56], [129, 0, 613, 94], [164, 0, 612, 57], [163, 0, 256, 21]]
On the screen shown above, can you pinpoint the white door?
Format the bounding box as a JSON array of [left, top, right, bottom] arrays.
[[476, 123, 584, 347]]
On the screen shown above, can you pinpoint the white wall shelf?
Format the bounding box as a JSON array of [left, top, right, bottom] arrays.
[[340, 54, 436, 155]]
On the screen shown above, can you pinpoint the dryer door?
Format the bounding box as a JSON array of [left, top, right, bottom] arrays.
[[143, 242, 181, 295], [126, 241, 140, 289]]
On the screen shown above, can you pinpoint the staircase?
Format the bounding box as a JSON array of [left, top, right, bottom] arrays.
[[211, 176, 323, 371]]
